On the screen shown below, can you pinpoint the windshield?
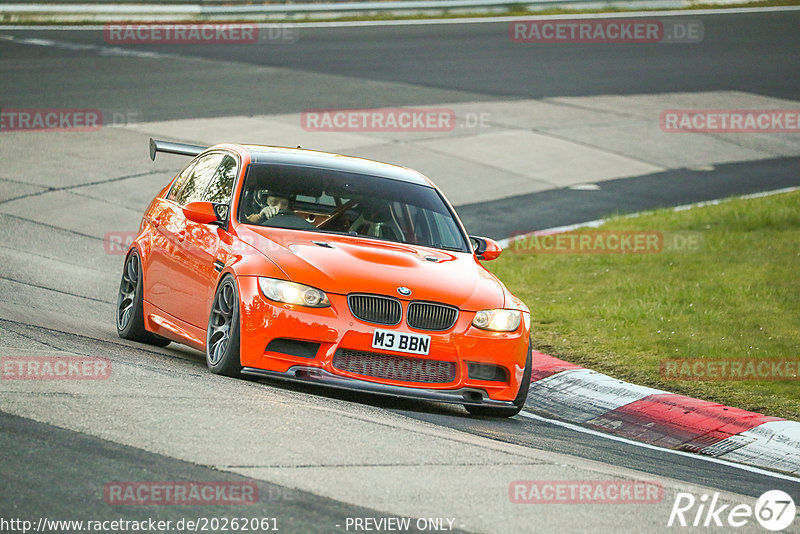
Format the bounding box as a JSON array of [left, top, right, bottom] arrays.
[[237, 163, 470, 252]]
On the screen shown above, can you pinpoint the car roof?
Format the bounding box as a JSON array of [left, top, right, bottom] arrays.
[[238, 144, 433, 187]]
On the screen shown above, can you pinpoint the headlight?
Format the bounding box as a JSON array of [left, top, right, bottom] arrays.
[[472, 309, 521, 332], [258, 277, 330, 308]]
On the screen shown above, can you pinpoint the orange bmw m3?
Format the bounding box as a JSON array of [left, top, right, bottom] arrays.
[[116, 139, 531, 416]]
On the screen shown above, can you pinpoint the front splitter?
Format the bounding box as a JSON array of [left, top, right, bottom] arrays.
[[241, 366, 514, 407]]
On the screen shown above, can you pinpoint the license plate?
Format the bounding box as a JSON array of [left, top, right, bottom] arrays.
[[372, 329, 431, 355]]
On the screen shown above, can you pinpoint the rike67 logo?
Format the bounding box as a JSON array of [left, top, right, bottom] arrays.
[[668, 490, 796, 531]]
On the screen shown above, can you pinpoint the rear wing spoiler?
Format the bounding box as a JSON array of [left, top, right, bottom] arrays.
[[149, 138, 207, 161]]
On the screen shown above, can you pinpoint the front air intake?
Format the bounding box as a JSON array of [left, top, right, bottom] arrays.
[[347, 294, 402, 325], [407, 301, 458, 331], [333, 349, 456, 384]]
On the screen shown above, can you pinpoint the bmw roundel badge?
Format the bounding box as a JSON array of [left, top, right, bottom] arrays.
[[397, 286, 412, 296]]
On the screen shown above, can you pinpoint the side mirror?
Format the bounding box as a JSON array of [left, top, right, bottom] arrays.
[[183, 201, 226, 225], [469, 236, 502, 261]]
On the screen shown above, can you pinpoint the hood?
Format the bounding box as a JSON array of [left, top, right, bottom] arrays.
[[236, 226, 506, 311]]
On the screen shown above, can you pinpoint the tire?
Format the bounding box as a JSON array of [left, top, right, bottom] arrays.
[[116, 249, 171, 347], [465, 343, 531, 418], [206, 275, 243, 377]]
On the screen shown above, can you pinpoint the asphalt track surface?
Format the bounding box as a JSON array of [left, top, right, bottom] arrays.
[[1, 12, 799, 115], [1, 9, 799, 533]]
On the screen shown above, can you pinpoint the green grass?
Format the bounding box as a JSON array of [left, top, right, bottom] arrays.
[[487, 190, 800, 420]]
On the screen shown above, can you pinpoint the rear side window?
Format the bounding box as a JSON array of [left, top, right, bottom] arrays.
[[172, 153, 224, 206]]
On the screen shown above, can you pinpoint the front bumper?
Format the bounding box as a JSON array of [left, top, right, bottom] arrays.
[[236, 276, 529, 403]]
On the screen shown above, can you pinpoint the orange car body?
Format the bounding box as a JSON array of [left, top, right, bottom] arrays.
[[127, 141, 530, 409]]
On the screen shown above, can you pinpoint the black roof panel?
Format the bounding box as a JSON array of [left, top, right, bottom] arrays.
[[242, 145, 432, 187]]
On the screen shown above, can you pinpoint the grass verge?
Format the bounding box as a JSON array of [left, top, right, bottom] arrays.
[[487, 190, 800, 420]]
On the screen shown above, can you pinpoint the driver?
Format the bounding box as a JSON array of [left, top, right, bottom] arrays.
[[246, 192, 290, 224]]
